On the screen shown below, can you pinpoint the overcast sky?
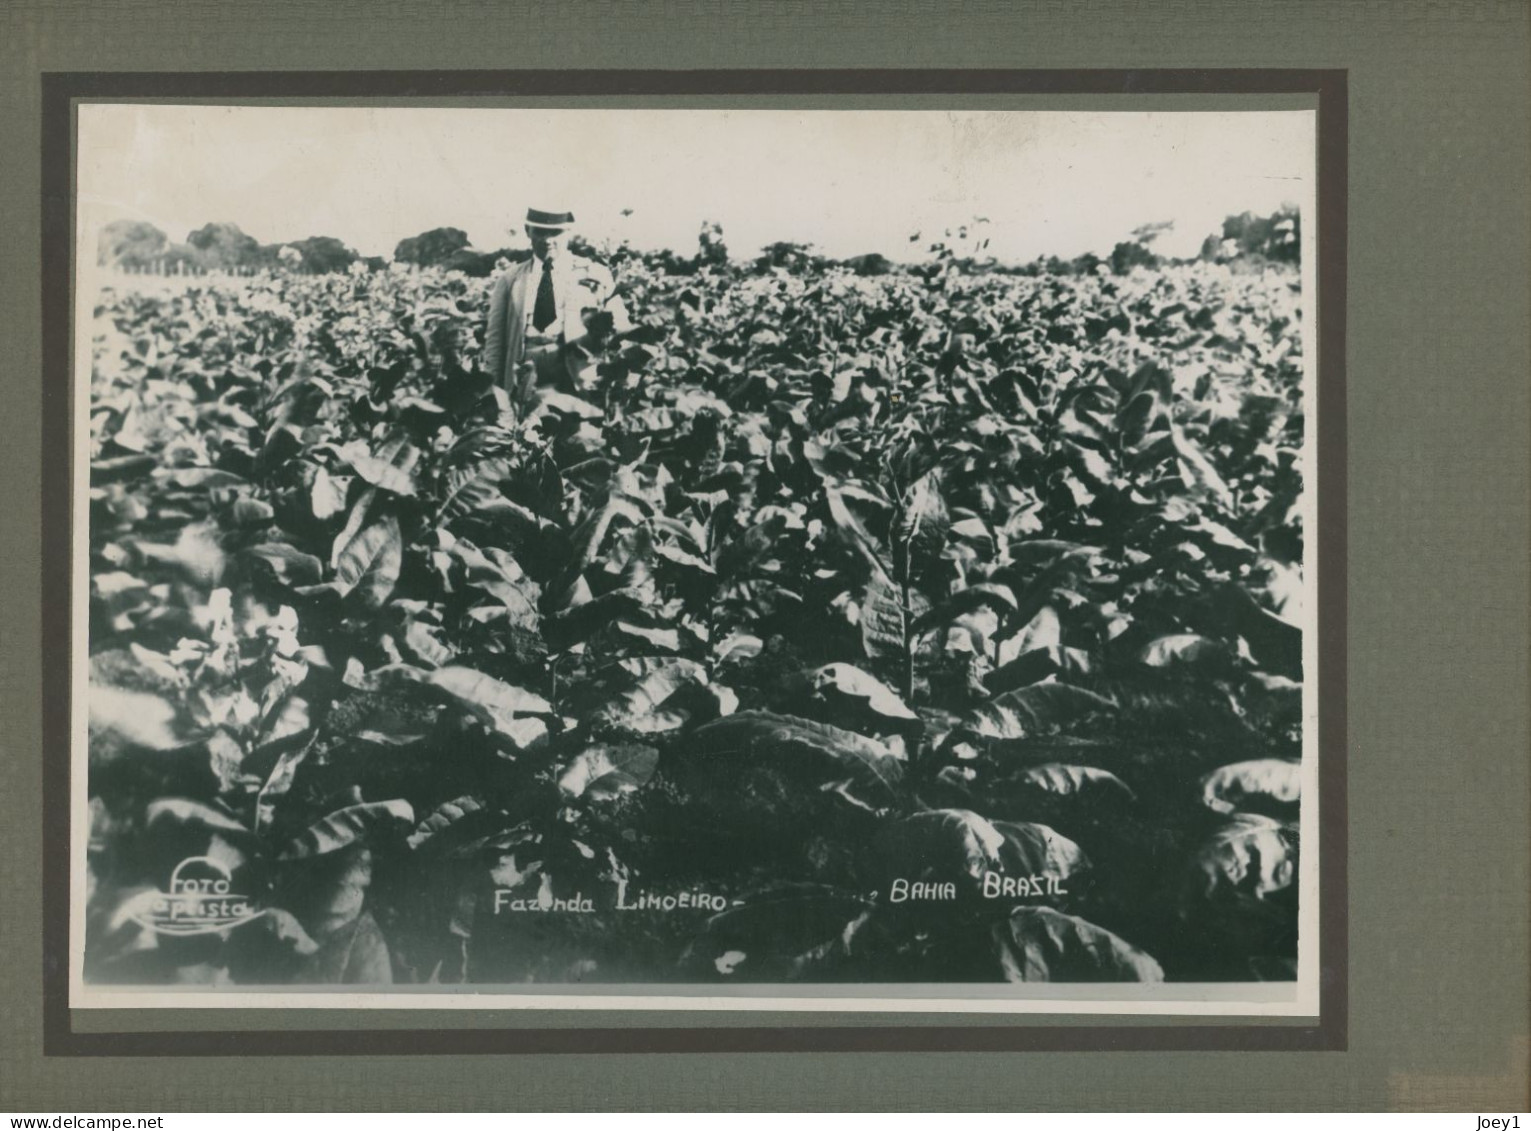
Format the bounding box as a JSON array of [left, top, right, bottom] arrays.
[[77, 106, 1313, 264]]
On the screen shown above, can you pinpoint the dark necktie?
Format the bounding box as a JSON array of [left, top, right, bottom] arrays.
[[532, 256, 557, 332]]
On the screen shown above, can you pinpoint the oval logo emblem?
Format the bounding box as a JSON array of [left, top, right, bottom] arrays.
[[123, 855, 263, 936]]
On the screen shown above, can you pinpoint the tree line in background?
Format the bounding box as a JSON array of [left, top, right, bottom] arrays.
[[97, 206, 1300, 281]]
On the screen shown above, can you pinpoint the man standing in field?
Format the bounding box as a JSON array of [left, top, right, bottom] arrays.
[[482, 206, 617, 394]]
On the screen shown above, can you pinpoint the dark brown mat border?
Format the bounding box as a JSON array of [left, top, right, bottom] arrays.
[[40, 67, 1347, 1057]]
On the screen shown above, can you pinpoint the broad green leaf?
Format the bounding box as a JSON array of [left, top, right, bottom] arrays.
[[944, 605, 1003, 657], [451, 540, 541, 629], [230, 498, 275, 528], [205, 728, 247, 792], [254, 908, 320, 956], [687, 711, 904, 807], [893, 469, 950, 575], [652, 542, 714, 575], [383, 614, 443, 664], [145, 798, 251, 838], [310, 467, 350, 520], [991, 820, 1090, 881], [435, 458, 512, 523], [407, 795, 486, 850], [967, 683, 1117, 741], [88, 685, 181, 751], [912, 582, 1018, 633], [1188, 814, 1297, 900], [156, 467, 250, 491], [568, 492, 647, 573], [243, 542, 323, 586], [712, 632, 764, 664], [714, 514, 786, 578], [299, 909, 393, 984], [332, 513, 402, 610], [1117, 381, 1170, 452], [994, 907, 1164, 982], [257, 694, 311, 751], [132, 520, 226, 586], [648, 514, 706, 551], [984, 644, 1093, 694], [426, 666, 552, 747], [1171, 424, 1234, 510], [824, 484, 891, 578], [613, 621, 683, 651], [1007, 539, 1104, 568], [534, 390, 604, 420], [593, 657, 707, 733], [860, 570, 907, 663], [1013, 762, 1136, 801], [545, 586, 645, 647], [623, 406, 679, 434], [280, 799, 414, 860], [1218, 584, 1302, 679], [800, 662, 917, 721], [255, 742, 311, 833], [122, 643, 186, 690], [1001, 604, 1061, 663], [557, 743, 659, 801], [873, 808, 1005, 886], [330, 487, 377, 569], [339, 438, 419, 497], [289, 845, 373, 939], [91, 452, 156, 483], [1141, 633, 1226, 667], [1199, 758, 1301, 815]]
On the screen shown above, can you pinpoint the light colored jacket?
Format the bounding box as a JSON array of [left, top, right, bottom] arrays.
[[481, 253, 616, 389]]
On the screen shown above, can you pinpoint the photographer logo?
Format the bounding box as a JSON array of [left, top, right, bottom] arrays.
[[123, 856, 262, 936]]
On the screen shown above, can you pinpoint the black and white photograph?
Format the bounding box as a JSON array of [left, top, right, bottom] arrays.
[[72, 104, 1319, 1012]]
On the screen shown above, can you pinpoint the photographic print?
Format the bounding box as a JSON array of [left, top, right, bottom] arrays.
[[71, 102, 1320, 1012]]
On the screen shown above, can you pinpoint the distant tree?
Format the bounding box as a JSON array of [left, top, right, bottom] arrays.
[[755, 241, 815, 272], [436, 247, 525, 277], [565, 234, 607, 262], [160, 245, 204, 274], [649, 248, 699, 277], [97, 220, 168, 269], [393, 227, 471, 267], [697, 220, 728, 267], [1201, 206, 1300, 266], [285, 236, 358, 274], [1069, 251, 1104, 276], [186, 222, 263, 271], [1110, 239, 1160, 276], [844, 252, 894, 276], [1106, 219, 1174, 275]]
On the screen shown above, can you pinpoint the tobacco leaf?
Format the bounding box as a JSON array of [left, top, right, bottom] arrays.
[[280, 799, 414, 860], [993, 907, 1164, 982]]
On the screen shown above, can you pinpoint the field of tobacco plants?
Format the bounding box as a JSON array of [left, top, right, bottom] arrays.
[[84, 251, 1307, 988]]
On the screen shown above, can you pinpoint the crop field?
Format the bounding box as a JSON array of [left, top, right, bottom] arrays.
[[84, 251, 1307, 987]]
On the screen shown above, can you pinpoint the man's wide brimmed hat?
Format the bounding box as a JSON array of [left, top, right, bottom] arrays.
[[524, 208, 576, 232]]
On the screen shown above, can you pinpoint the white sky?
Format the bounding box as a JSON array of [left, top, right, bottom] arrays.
[[77, 106, 1313, 263]]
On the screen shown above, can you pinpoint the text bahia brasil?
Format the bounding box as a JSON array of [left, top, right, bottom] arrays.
[[888, 872, 1070, 902]]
